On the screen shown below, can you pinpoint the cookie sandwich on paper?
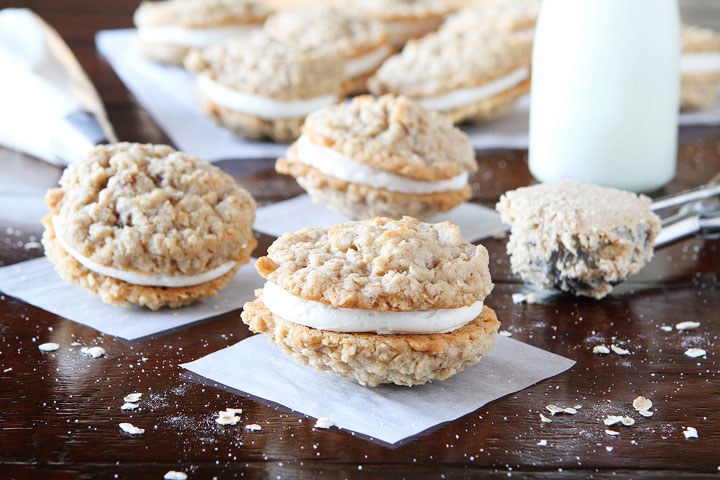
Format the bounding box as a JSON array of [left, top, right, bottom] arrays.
[[133, 0, 271, 65], [184, 31, 345, 142], [241, 216, 499, 387], [276, 95, 477, 220], [42, 143, 257, 310]]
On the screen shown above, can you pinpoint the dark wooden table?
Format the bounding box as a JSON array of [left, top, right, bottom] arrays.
[[1, 1, 719, 478]]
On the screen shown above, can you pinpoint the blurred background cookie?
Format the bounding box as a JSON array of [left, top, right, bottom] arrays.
[[681, 25, 720, 110], [242, 216, 498, 387], [184, 31, 345, 142], [276, 95, 477, 219], [42, 143, 257, 309], [133, 0, 272, 65]]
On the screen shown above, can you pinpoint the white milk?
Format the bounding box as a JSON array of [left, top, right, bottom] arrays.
[[529, 0, 680, 192]]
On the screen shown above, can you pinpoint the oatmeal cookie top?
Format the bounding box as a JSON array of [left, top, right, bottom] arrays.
[[255, 216, 493, 311], [48, 143, 255, 277], [682, 25, 720, 53], [134, 0, 271, 29], [264, 6, 390, 58], [444, 0, 540, 34], [299, 95, 476, 181], [496, 180, 661, 248], [349, 0, 454, 22], [368, 28, 532, 97], [184, 31, 344, 100]]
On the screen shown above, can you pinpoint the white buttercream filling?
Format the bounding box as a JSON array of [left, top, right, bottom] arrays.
[[296, 135, 469, 194], [418, 66, 529, 112], [52, 216, 236, 287], [262, 281, 483, 334], [346, 44, 392, 78], [137, 25, 256, 48], [681, 52, 720, 75], [196, 75, 337, 119]]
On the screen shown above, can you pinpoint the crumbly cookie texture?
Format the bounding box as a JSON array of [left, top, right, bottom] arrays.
[[369, 28, 532, 97], [196, 94, 307, 142], [682, 74, 720, 111], [255, 216, 493, 311], [44, 143, 256, 278], [682, 25, 720, 53], [184, 31, 345, 100], [264, 6, 390, 58], [496, 180, 661, 299], [133, 39, 193, 66], [443, 0, 541, 34], [300, 95, 477, 181], [442, 77, 530, 124], [134, 0, 271, 28], [42, 214, 255, 310], [350, 0, 454, 22], [242, 297, 499, 387], [277, 147, 470, 220]]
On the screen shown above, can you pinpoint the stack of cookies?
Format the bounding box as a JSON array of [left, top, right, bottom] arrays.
[[276, 95, 477, 220], [681, 25, 720, 111]]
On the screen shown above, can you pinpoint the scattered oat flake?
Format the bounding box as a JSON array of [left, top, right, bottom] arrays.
[[499, 330, 512, 337], [605, 429, 620, 436], [683, 426, 698, 439], [563, 407, 578, 415], [573, 405, 582, 409], [225, 408, 243, 415], [3, 367, 12, 373], [38, 343, 59, 352], [675, 321, 700, 331], [164, 472, 187, 480], [660, 325, 673, 332], [120, 403, 138, 411], [123, 393, 142, 403], [314, 417, 334, 429], [621, 416, 635, 426], [119, 422, 144, 435], [545, 404, 563, 415], [539, 413, 552, 423], [537, 439, 547, 446], [80, 346, 105, 358], [70, 341, 81, 346], [606, 446, 614, 452], [604, 415, 624, 426], [593, 345, 610, 355], [512, 293, 527, 304], [632, 396, 652, 412], [684, 348, 706, 358], [245, 424, 262, 431], [611, 344, 630, 355], [639, 410, 654, 417]]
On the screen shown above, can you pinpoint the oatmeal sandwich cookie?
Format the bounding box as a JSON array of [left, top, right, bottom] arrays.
[[681, 25, 720, 111], [276, 95, 477, 220], [184, 31, 345, 142], [241, 216, 499, 387], [133, 0, 272, 65], [263, 6, 392, 95], [369, 27, 532, 124], [348, 0, 454, 48], [496, 180, 661, 299], [443, 0, 541, 37], [42, 143, 257, 310]]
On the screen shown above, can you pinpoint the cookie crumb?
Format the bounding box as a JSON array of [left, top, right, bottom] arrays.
[[632, 396, 652, 412], [245, 424, 262, 431], [119, 422, 144, 435], [605, 446, 614, 452], [38, 343, 59, 352], [539, 413, 552, 423], [314, 417, 334, 429], [120, 403, 138, 411], [638, 410, 654, 417], [621, 416, 635, 426], [660, 325, 673, 332], [2, 367, 12, 373], [537, 439, 547, 446], [545, 404, 563, 415], [683, 426, 698, 439], [593, 345, 610, 355], [215, 409, 242, 426], [684, 348, 706, 358], [499, 330, 512, 337], [611, 344, 630, 355], [164, 471, 187, 480], [604, 415, 623, 426], [123, 393, 142, 403], [675, 321, 700, 331], [512, 292, 538, 304], [605, 429, 620, 436], [80, 346, 106, 358]]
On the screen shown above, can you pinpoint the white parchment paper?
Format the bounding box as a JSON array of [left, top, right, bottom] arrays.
[[182, 334, 575, 444], [0, 257, 264, 340], [254, 195, 507, 242], [96, 28, 720, 161]]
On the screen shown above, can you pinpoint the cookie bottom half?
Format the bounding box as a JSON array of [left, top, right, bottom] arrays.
[[276, 156, 471, 220], [681, 73, 720, 111], [241, 296, 500, 387], [444, 78, 531, 125], [42, 215, 257, 310]]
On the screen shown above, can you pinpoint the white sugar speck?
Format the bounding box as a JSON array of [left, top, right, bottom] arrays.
[[123, 393, 142, 403], [39, 343, 59, 352], [164, 471, 187, 480], [684, 348, 706, 358], [593, 345, 610, 355], [119, 422, 144, 435], [314, 417, 334, 429], [675, 321, 700, 331], [537, 439, 547, 446], [605, 446, 614, 452], [660, 325, 673, 332], [683, 426, 698, 439], [80, 346, 105, 358]]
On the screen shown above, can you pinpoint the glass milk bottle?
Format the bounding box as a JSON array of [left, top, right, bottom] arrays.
[[529, 0, 680, 192]]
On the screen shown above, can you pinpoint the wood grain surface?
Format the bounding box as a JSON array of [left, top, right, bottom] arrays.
[[0, 1, 719, 479]]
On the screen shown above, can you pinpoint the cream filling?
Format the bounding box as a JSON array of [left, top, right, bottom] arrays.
[[681, 52, 720, 75], [52, 216, 236, 287], [197, 75, 337, 119], [346, 44, 392, 78], [262, 281, 483, 334], [296, 135, 469, 194], [385, 18, 441, 45], [418, 66, 529, 112], [137, 25, 256, 48]]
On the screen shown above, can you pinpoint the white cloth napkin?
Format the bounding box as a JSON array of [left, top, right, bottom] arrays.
[[96, 28, 720, 161], [182, 333, 575, 444], [0, 257, 264, 340], [254, 194, 507, 242], [0, 8, 115, 165]]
